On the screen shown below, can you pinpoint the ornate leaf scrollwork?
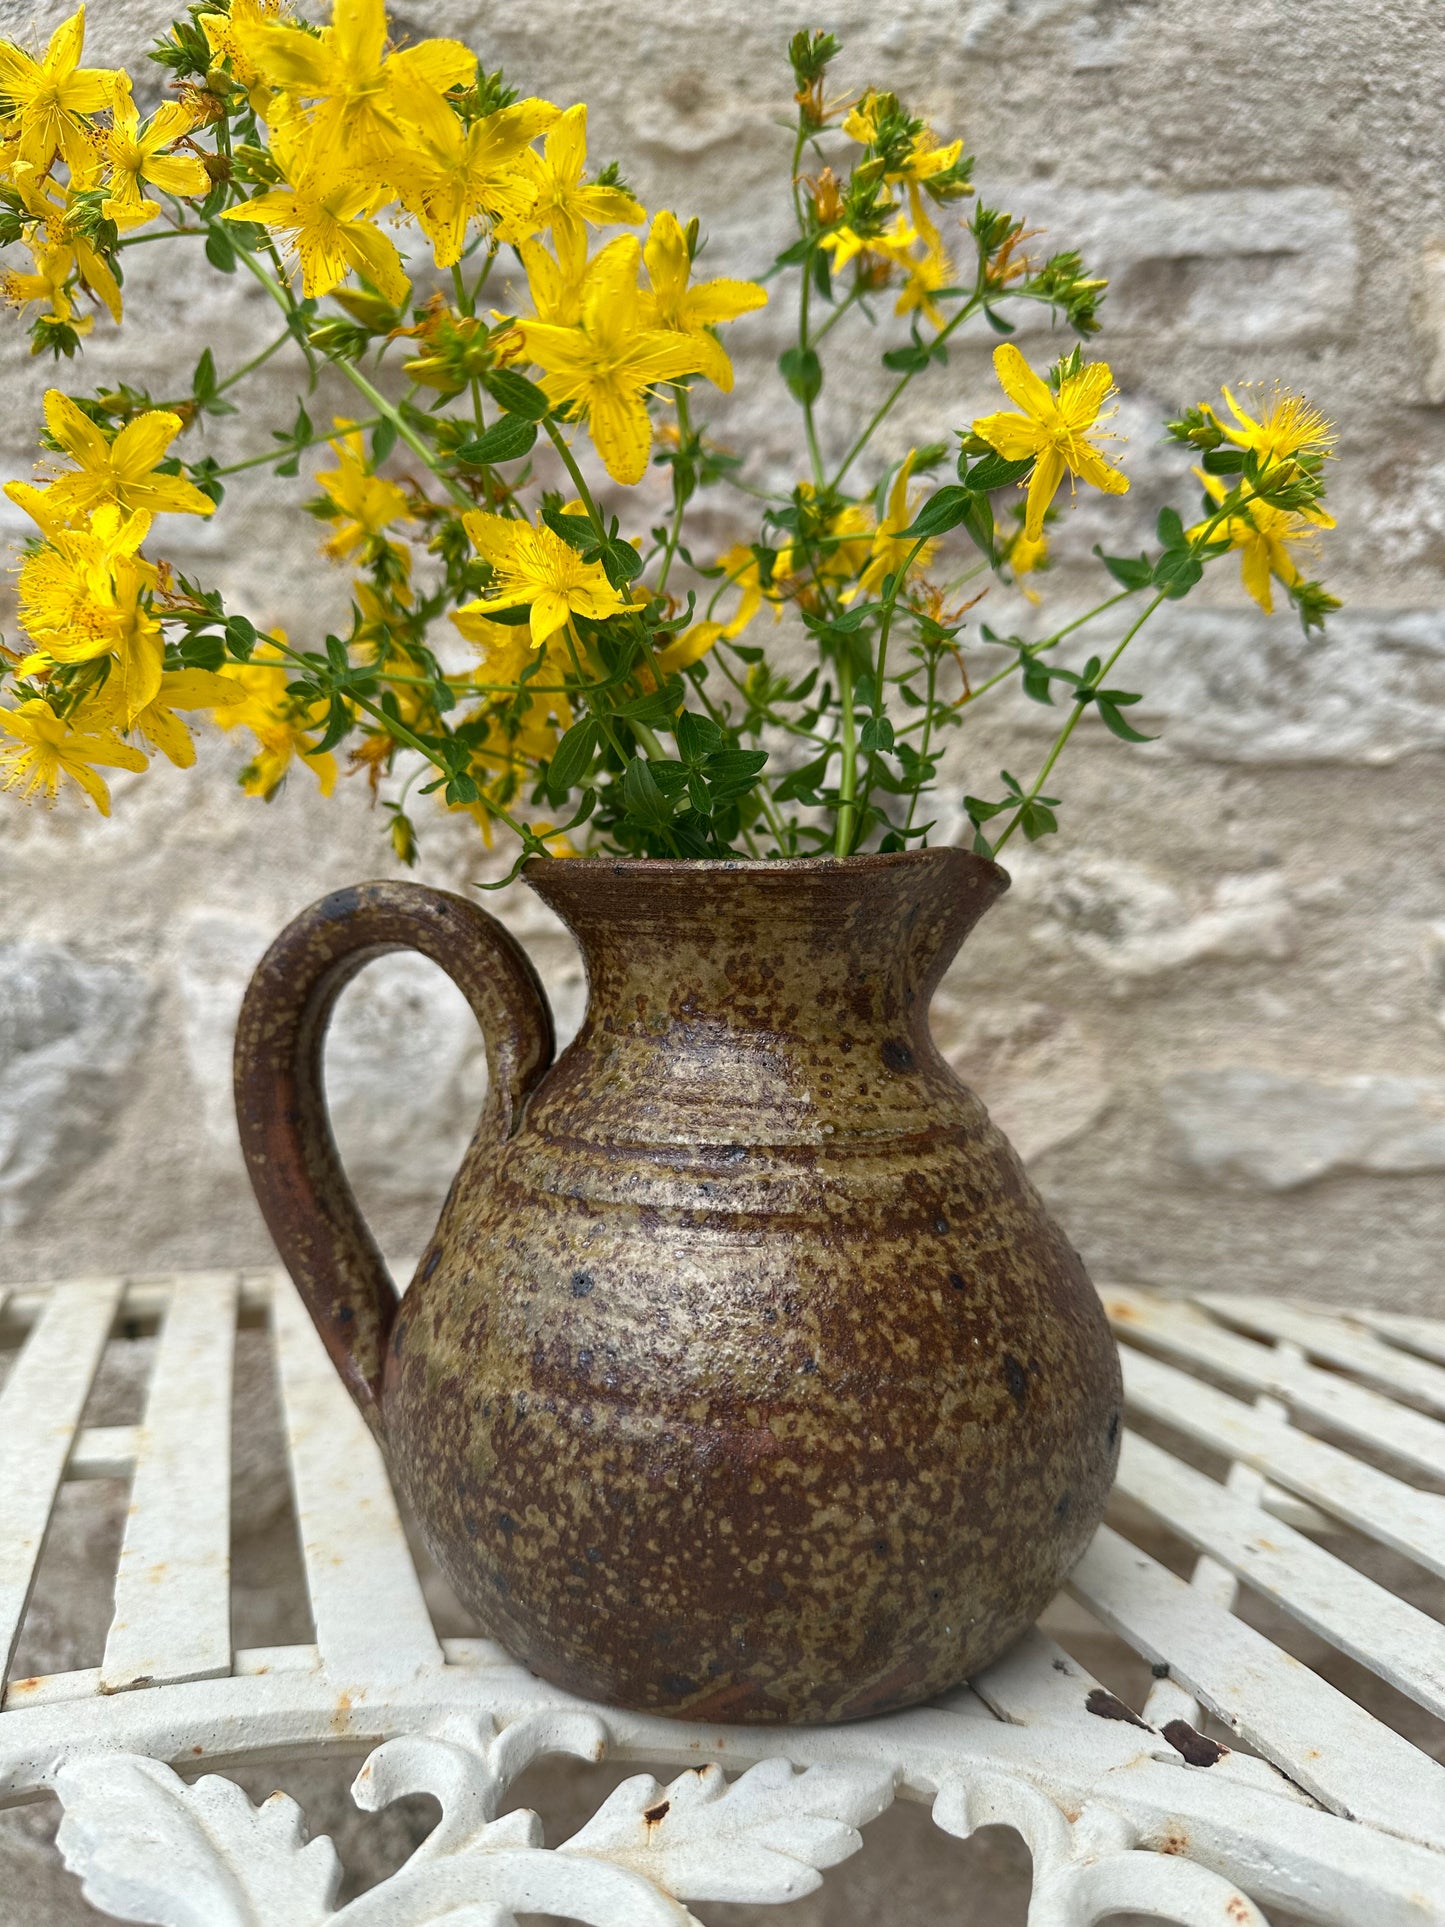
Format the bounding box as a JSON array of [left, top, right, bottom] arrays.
[[933, 1768, 1269, 1927], [53, 1716, 896, 1926]]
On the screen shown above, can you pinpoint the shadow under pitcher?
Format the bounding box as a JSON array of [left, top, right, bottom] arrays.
[[233, 848, 1121, 1724]]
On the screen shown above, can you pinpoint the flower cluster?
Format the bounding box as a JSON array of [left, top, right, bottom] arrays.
[[0, 6, 1340, 863]]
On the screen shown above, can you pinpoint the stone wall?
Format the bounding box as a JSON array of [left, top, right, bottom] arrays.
[[3, 0, 1444, 1320], [1, 1, 1440, 1919]]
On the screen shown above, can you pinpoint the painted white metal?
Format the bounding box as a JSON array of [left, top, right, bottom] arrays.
[[0, 1275, 124, 1679], [1070, 1524, 1445, 1849], [1103, 1286, 1445, 1480], [269, 1271, 445, 1683], [1200, 1291, 1445, 1416], [1115, 1430, 1445, 1717], [0, 1270, 1437, 1927], [1119, 1344, 1445, 1578], [101, 1271, 237, 1692]]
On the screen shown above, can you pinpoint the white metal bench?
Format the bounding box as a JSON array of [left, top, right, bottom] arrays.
[[1, 1269, 1442, 1924]]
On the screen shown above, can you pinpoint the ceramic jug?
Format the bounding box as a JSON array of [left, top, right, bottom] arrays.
[[234, 849, 1121, 1724]]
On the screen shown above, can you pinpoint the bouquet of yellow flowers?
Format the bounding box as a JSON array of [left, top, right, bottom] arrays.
[[0, 7, 1338, 873]]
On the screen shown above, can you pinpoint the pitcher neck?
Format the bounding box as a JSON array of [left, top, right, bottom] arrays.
[[523, 850, 1007, 1042]]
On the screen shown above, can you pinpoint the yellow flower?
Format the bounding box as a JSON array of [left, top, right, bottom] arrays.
[[711, 543, 777, 639], [819, 214, 922, 290], [848, 450, 935, 602], [653, 619, 724, 679], [314, 419, 411, 561], [14, 504, 164, 719], [894, 241, 953, 330], [515, 104, 645, 256], [1192, 470, 1330, 615], [384, 74, 554, 268], [973, 343, 1128, 541], [6, 171, 123, 321], [224, 119, 410, 305], [1209, 385, 1334, 469], [0, 697, 146, 814], [456, 511, 628, 648], [199, 0, 288, 114], [639, 211, 766, 393], [514, 225, 589, 326], [6, 391, 216, 530], [229, 0, 474, 160], [0, 6, 114, 175], [515, 235, 708, 484], [1, 238, 87, 327], [101, 75, 208, 229], [122, 667, 245, 768], [215, 642, 338, 798], [775, 487, 872, 589]]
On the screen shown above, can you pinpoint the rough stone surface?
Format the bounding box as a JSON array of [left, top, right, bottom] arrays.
[[0, 944, 152, 1230], [1165, 1069, 1445, 1191], [1, 0, 1443, 1910]]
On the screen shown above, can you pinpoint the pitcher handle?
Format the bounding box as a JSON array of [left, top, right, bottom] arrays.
[[233, 880, 554, 1436]]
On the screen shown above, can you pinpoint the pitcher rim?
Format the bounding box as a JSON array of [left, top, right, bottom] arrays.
[[522, 847, 1010, 888]]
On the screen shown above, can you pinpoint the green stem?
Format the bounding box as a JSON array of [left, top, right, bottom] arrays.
[[829, 290, 986, 491], [655, 386, 694, 598], [851, 531, 930, 840], [901, 647, 940, 836], [208, 418, 381, 478], [230, 232, 472, 507], [212, 327, 293, 397], [543, 419, 607, 538], [834, 652, 858, 856], [992, 590, 1167, 856]]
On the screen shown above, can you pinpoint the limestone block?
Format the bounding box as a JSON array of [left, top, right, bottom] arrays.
[[931, 997, 1114, 1162], [0, 945, 152, 1230], [1426, 921, 1445, 1033], [175, 911, 488, 1201], [1164, 1069, 1445, 1191], [1014, 853, 1295, 984], [1137, 608, 1445, 765], [1413, 240, 1445, 406], [993, 185, 1357, 346]]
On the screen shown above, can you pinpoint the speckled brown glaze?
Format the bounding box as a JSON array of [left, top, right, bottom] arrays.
[[235, 851, 1121, 1725]]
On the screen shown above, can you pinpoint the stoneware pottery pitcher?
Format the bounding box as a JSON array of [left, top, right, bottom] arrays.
[[234, 849, 1121, 1724]]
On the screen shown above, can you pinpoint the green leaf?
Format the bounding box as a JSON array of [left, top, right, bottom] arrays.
[[1201, 447, 1245, 475], [1095, 697, 1156, 743], [482, 368, 550, 419], [458, 414, 539, 466], [881, 343, 932, 374], [179, 632, 225, 671], [963, 452, 1034, 493], [1092, 545, 1153, 590], [859, 715, 894, 752], [1018, 799, 1058, 841], [371, 417, 398, 464], [982, 305, 1015, 335], [779, 345, 823, 404], [902, 484, 974, 539], [601, 535, 644, 587], [545, 717, 597, 801], [617, 677, 685, 726], [192, 347, 217, 400], [676, 709, 723, 762], [621, 755, 676, 832], [773, 749, 833, 802], [703, 747, 769, 804], [1156, 505, 1186, 550], [224, 614, 257, 660], [1152, 550, 1203, 596], [204, 225, 235, 273], [958, 489, 996, 561]]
